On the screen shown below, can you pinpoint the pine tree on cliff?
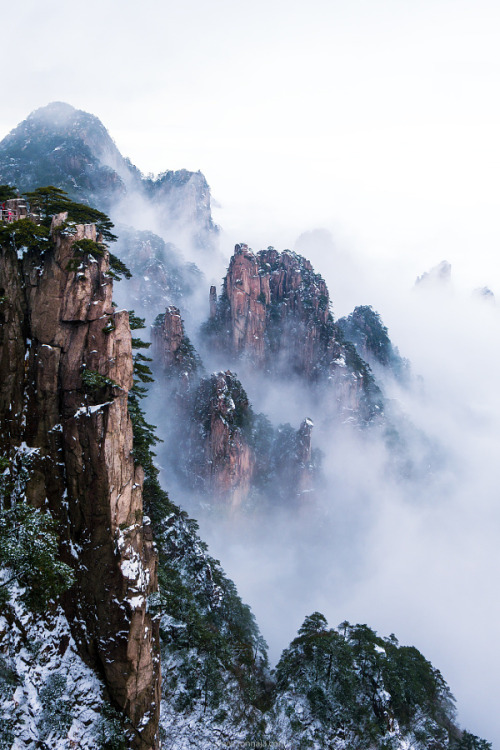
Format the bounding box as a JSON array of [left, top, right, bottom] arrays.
[[273, 613, 490, 749], [23, 185, 118, 242], [0, 185, 131, 282], [0, 184, 17, 201], [0, 455, 74, 611]]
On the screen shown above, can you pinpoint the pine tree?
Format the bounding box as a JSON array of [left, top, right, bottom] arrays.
[[0, 185, 18, 202], [0, 455, 74, 611]]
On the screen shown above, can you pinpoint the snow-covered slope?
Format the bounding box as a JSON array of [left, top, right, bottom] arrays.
[[0, 579, 109, 749]]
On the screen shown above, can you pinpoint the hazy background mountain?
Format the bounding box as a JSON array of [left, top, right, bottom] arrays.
[[0, 101, 217, 246]]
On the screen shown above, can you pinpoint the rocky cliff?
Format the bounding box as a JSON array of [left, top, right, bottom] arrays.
[[151, 307, 317, 505], [0, 225, 491, 748], [337, 305, 409, 380], [178, 371, 317, 507], [151, 309, 257, 504], [151, 305, 201, 380], [143, 169, 217, 251], [206, 244, 331, 375], [204, 243, 383, 422], [0, 217, 160, 747], [187, 371, 256, 507]]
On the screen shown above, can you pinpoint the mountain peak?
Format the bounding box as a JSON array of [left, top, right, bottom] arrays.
[[0, 102, 126, 208], [12, 101, 104, 139], [28, 101, 77, 122], [0, 103, 219, 252]]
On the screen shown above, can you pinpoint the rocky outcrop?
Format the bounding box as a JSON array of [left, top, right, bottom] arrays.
[[221, 244, 269, 365], [151, 305, 200, 379], [185, 372, 317, 505], [0, 218, 160, 748], [151, 306, 318, 505], [205, 244, 383, 422], [145, 169, 218, 250], [337, 305, 409, 381], [152, 306, 184, 370], [208, 244, 332, 375], [415, 260, 452, 288], [151, 312, 256, 504], [208, 244, 335, 374], [188, 371, 255, 507]]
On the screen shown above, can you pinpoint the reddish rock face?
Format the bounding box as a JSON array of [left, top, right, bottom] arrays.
[[151, 311, 261, 505], [151, 306, 201, 403], [209, 244, 335, 378], [224, 245, 269, 365], [151, 305, 184, 370], [0, 218, 160, 749], [171, 364, 317, 506], [207, 244, 382, 423], [184, 371, 255, 507]]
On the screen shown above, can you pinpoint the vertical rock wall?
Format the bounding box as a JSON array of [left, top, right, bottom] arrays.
[[208, 244, 382, 422], [151, 305, 185, 371], [0, 219, 160, 748], [223, 244, 269, 364], [210, 243, 335, 377], [189, 371, 255, 507]]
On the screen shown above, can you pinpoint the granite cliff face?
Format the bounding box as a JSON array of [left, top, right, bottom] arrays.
[[151, 305, 201, 380], [205, 243, 383, 422], [0, 218, 160, 747], [144, 168, 217, 249], [152, 306, 185, 371], [208, 244, 331, 375], [187, 371, 256, 507], [182, 371, 317, 506], [152, 309, 256, 504]]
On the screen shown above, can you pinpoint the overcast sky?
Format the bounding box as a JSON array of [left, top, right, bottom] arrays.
[[4, 1, 500, 743], [3, 0, 500, 291]]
